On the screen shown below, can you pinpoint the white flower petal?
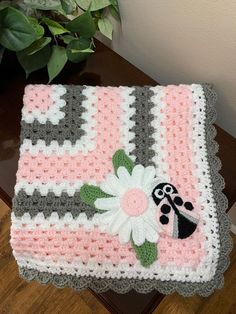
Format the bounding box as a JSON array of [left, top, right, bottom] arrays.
[[144, 209, 162, 232], [95, 162, 162, 247], [145, 209, 157, 226], [131, 217, 145, 246], [144, 180, 160, 195], [100, 180, 116, 196], [131, 164, 144, 186], [142, 166, 156, 187], [109, 211, 129, 234], [103, 173, 126, 196], [99, 209, 119, 225], [145, 225, 159, 243], [95, 197, 120, 211], [145, 177, 166, 194], [117, 166, 132, 187], [119, 221, 132, 244]]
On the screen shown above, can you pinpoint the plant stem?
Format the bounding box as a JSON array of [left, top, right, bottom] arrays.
[[53, 35, 58, 45]]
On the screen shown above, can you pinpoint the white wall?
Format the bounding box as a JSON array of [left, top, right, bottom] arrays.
[[102, 0, 236, 137]]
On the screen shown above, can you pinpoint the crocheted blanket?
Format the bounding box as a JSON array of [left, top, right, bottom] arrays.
[[11, 84, 232, 296]]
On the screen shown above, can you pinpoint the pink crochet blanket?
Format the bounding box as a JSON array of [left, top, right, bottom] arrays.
[[11, 84, 232, 296]]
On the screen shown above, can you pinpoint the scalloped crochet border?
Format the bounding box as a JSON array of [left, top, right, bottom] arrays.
[[18, 84, 233, 297]]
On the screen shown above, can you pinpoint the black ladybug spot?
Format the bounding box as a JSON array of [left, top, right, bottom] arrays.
[[161, 204, 171, 214], [174, 196, 183, 206], [160, 215, 169, 225], [184, 201, 194, 211]]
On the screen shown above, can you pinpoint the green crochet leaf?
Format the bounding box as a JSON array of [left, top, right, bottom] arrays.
[[131, 238, 157, 267], [112, 149, 135, 175], [80, 184, 111, 211]]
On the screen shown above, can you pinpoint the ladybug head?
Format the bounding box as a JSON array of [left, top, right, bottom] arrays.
[[152, 183, 178, 206]]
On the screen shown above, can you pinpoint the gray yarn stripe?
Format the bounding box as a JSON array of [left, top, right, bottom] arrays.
[[130, 86, 155, 166], [16, 84, 232, 297], [20, 85, 87, 145], [12, 190, 96, 219]]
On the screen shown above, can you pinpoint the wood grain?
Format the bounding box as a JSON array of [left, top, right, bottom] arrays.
[[0, 199, 109, 314]]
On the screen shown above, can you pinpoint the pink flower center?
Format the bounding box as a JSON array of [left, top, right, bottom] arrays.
[[121, 188, 148, 216]]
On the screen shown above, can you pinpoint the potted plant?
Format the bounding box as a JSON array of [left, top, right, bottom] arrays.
[[0, 0, 120, 82]]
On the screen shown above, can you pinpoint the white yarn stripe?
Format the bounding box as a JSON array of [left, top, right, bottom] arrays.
[[22, 85, 66, 125], [120, 87, 136, 161], [150, 86, 168, 180], [79, 86, 98, 153], [13, 252, 213, 282], [19, 138, 96, 156], [14, 181, 98, 196], [11, 212, 102, 231], [189, 84, 220, 281]]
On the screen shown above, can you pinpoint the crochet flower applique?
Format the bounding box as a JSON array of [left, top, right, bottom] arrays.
[[80, 149, 163, 267]]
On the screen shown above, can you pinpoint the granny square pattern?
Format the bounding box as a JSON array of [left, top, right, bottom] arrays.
[[11, 84, 232, 296]]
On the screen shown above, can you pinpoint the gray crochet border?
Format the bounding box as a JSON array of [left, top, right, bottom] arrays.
[[17, 84, 233, 297]]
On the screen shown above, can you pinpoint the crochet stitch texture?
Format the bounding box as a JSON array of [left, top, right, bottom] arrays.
[[11, 84, 232, 296]]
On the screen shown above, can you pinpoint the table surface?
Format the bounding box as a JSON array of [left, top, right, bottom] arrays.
[[0, 40, 236, 314]]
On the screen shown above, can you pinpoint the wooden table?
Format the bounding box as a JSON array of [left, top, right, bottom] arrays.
[[0, 40, 236, 314]]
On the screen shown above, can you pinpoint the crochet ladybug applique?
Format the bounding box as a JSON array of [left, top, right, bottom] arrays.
[[152, 183, 199, 239]]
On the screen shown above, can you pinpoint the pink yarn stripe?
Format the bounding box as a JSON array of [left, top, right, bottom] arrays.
[[158, 85, 204, 266], [163, 85, 199, 201], [24, 85, 53, 113], [11, 227, 136, 265], [17, 87, 123, 183]]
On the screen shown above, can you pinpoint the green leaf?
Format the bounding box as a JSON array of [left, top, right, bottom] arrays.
[[75, 0, 91, 10], [43, 17, 69, 36], [112, 149, 135, 175], [28, 17, 45, 39], [67, 11, 96, 38], [109, 0, 118, 5], [71, 47, 94, 53], [0, 7, 37, 51], [0, 1, 11, 10], [16, 2, 39, 17], [98, 17, 113, 40], [80, 184, 111, 209], [23, 0, 62, 10], [23, 37, 51, 55], [60, 34, 75, 44], [75, 0, 111, 11], [60, 0, 76, 14], [109, 4, 120, 20], [66, 37, 92, 63], [47, 45, 67, 82], [17, 44, 51, 77], [109, 0, 119, 11], [131, 238, 157, 267]]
